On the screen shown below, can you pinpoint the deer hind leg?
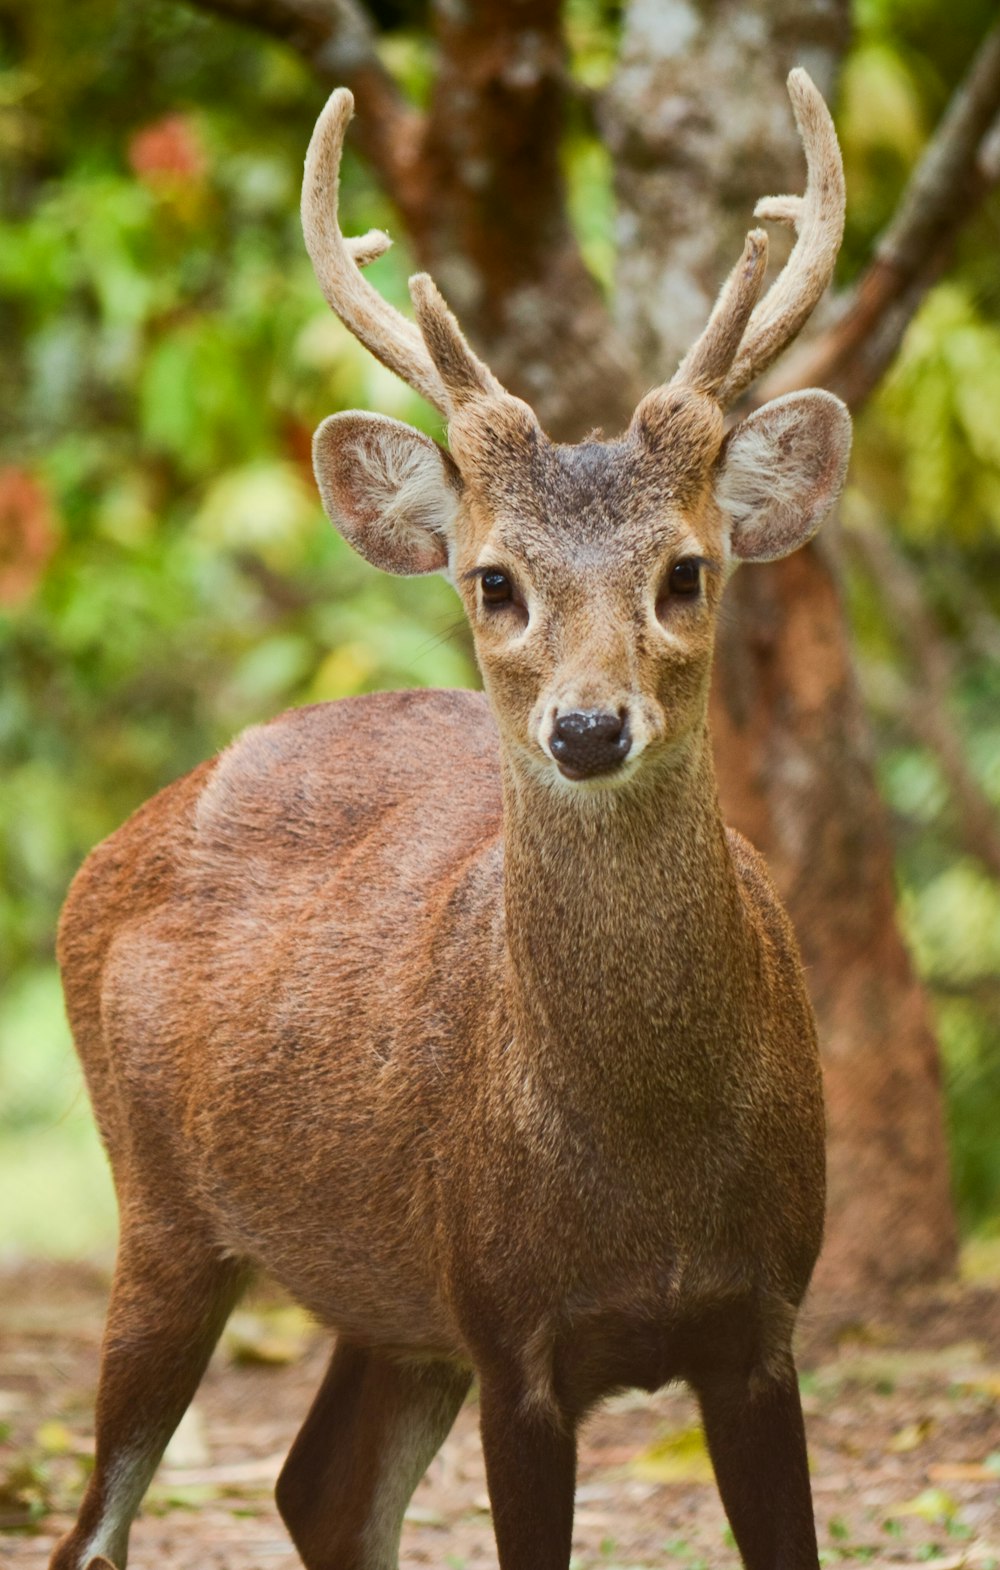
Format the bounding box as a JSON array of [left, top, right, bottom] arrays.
[[275, 1341, 471, 1570], [49, 1217, 246, 1570], [694, 1359, 820, 1570]]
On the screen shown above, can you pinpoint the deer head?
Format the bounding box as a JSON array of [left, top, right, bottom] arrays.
[[302, 75, 851, 787]]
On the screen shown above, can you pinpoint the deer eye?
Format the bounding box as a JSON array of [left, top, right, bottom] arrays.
[[480, 569, 514, 606], [667, 558, 702, 597]]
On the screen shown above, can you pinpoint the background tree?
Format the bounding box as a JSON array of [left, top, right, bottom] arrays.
[[2, 0, 999, 1314]]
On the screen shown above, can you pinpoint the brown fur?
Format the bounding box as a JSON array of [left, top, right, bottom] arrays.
[[50, 73, 854, 1570], [53, 413, 836, 1570]]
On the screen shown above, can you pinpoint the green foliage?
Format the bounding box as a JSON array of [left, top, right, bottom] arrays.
[[876, 288, 1000, 542], [1, 0, 999, 1250]]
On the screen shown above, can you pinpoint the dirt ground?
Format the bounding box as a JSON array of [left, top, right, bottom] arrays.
[[1, 1262, 998, 1570]]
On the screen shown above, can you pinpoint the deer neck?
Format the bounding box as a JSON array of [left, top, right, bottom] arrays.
[[498, 726, 749, 1098]]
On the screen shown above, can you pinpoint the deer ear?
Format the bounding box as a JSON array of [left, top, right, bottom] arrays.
[[313, 412, 461, 576], [714, 390, 851, 563]]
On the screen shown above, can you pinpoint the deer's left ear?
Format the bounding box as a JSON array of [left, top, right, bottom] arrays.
[[714, 390, 851, 563]]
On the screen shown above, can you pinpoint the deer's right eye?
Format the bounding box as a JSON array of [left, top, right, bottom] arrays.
[[481, 570, 514, 606]]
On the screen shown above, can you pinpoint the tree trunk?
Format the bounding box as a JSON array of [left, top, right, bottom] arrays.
[[606, 0, 957, 1314]]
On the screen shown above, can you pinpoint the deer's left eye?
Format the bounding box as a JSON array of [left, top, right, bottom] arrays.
[[667, 558, 702, 597]]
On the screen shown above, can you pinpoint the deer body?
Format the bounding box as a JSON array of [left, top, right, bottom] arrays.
[[53, 71, 850, 1570], [64, 687, 822, 1370]]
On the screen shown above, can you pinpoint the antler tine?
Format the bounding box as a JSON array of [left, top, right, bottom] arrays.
[[409, 274, 505, 407], [301, 89, 454, 416], [672, 229, 770, 397], [715, 69, 846, 407]]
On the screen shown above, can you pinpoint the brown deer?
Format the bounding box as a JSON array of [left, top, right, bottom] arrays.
[[52, 69, 850, 1570]]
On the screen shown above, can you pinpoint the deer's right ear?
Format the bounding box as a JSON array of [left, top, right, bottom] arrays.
[[313, 412, 462, 576]]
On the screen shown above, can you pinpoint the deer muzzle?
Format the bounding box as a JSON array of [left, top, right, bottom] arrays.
[[549, 709, 632, 781]]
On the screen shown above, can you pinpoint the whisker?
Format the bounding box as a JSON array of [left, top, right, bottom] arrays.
[[411, 618, 474, 660]]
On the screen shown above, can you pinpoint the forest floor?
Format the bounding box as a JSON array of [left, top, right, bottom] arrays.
[[1, 1261, 998, 1570]]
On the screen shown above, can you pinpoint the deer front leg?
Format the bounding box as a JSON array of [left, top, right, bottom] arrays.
[[478, 1373, 577, 1570], [49, 1220, 245, 1570], [694, 1362, 819, 1570], [275, 1342, 471, 1570]]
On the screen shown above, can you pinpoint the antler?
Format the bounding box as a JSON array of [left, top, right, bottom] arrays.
[[301, 89, 502, 419], [673, 69, 846, 409], [306, 73, 842, 428], [672, 230, 770, 396]]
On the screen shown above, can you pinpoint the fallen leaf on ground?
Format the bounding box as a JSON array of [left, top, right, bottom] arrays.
[[630, 1425, 714, 1484], [223, 1306, 316, 1367], [927, 1461, 1000, 1483], [0, 1454, 51, 1526], [890, 1419, 934, 1452], [895, 1486, 960, 1522], [147, 1480, 221, 1511], [35, 1421, 76, 1455]]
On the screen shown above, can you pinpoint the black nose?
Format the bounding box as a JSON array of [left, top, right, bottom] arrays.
[[549, 709, 631, 780]]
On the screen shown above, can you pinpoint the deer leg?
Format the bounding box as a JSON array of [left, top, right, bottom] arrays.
[[275, 1341, 471, 1570], [477, 1375, 577, 1570], [49, 1221, 245, 1570], [694, 1363, 819, 1570]]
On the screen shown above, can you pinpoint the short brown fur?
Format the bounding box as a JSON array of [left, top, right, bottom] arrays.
[[52, 71, 853, 1570]]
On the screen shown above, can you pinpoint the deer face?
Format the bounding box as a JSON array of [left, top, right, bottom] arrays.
[[447, 388, 729, 785], [313, 382, 849, 788], [303, 74, 851, 787]]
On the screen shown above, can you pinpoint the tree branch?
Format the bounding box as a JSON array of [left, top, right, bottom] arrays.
[[762, 19, 1000, 410], [847, 521, 1000, 883], [181, 0, 423, 222]]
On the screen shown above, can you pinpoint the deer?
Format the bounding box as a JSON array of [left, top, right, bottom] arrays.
[[51, 67, 851, 1570]]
